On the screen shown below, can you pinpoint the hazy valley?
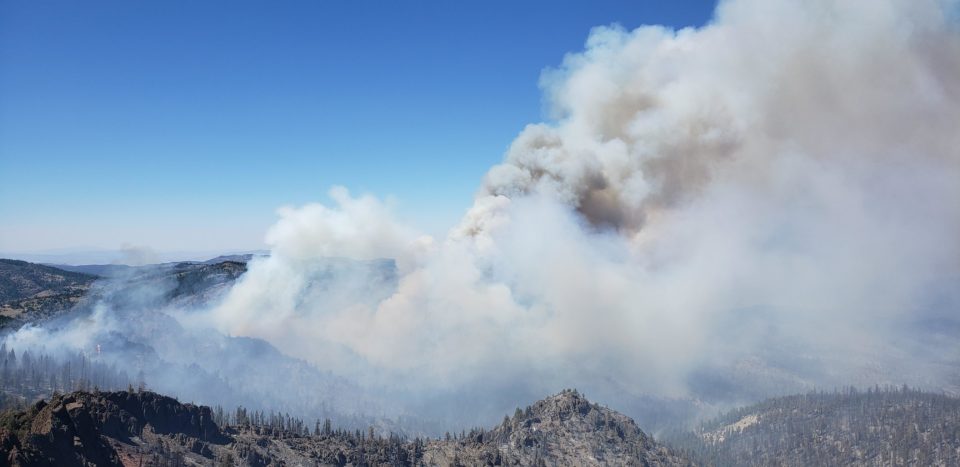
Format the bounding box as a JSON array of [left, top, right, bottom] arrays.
[[2, 257, 959, 465]]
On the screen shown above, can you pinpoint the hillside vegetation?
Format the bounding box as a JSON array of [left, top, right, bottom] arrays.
[[0, 260, 97, 327], [665, 387, 960, 466]]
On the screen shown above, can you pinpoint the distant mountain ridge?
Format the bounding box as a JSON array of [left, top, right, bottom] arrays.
[[46, 252, 265, 277], [0, 250, 271, 267], [0, 259, 97, 302], [0, 259, 98, 327], [43, 263, 134, 277], [0, 257, 253, 328]]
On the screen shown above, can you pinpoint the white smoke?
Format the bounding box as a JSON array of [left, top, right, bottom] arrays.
[[208, 0, 960, 401]]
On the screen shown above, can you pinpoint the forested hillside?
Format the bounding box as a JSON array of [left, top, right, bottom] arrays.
[[0, 343, 133, 411], [0, 260, 97, 327], [665, 387, 960, 466]]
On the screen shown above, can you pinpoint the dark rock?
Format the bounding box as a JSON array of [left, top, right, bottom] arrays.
[[0, 390, 226, 466]]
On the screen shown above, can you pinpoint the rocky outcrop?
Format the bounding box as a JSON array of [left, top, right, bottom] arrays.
[[421, 389, 691, 466], [0, 391, 224, 466]]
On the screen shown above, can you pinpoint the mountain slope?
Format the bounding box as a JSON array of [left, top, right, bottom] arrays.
[[0, 258, 249, 328], [665, 387, 960, 466], [0, 260, 97, 303], [0, 260, 97, 327]]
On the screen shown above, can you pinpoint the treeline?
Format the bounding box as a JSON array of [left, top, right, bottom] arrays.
[[212, 405, 315, 437], [0, 343, 414, 441], [211, 403, 496, 443], [663, 385, 960, 466], [210, 404, 432, 466], [209, 403, 511, 466], [0, 343, 133, 410]]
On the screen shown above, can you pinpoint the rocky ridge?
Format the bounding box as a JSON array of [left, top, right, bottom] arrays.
[[0, 390, 223, 466], [420, 389, 690, 466], [1, 389, 690, 466]]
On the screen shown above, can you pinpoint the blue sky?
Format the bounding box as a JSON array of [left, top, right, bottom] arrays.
[[0, 0, 715, 259]]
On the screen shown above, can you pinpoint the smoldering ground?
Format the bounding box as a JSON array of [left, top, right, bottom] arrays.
[[4, 0, 960, 433]]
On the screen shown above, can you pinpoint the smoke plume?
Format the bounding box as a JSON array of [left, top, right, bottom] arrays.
[[208, 0, 960, 404]]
